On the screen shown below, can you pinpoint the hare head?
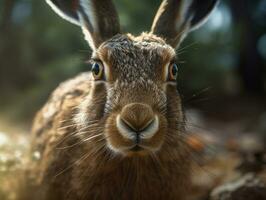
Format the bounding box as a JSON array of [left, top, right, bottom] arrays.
[[47, 0, 217, 156]]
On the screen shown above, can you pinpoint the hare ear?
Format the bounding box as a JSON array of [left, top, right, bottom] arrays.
[[46, 0, 120, 50], [151, 0, 218, 48]]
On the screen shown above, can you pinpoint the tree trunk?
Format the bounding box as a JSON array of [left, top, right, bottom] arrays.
[[0, 0, 15, 31], [229, 0, 265, 95]]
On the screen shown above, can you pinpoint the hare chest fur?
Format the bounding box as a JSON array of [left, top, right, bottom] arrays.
[[24, 0, 218, 200]]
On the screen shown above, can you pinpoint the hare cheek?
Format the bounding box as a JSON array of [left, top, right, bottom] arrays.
[[74, 82, 107, 127], [165, 84, 183, 130]]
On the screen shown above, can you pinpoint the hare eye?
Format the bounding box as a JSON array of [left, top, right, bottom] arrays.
[[169, 63, 178, 81], [92, 62, 104, 80]]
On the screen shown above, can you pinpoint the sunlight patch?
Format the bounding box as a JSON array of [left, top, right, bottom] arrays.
[[0, 132, 9, 147]]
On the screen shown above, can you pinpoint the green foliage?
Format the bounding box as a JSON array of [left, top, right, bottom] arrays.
[[114, 0, 161, 34]]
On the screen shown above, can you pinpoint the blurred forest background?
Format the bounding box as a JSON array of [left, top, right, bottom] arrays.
[[0, 0, 266, 125], [0, 0, 266, 199]]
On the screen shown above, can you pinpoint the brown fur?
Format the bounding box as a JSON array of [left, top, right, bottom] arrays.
[[21, 35, 191, 200], [20, 1, 217, 199]]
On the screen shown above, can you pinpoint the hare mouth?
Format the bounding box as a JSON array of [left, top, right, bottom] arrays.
[[130, 145, 143, 152], [121, 143, 161, 154]]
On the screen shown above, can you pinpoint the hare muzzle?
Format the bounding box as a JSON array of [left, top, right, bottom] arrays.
[[116, 103, 159, 144], [105, 100, 167, 156]]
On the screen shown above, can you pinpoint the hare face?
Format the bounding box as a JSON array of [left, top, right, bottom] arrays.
[[46, 0, 218, 156], [74, 33, 181, 156], [77, 33, 180, 156]]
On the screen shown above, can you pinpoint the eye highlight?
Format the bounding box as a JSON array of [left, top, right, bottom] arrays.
[[168, 63, 178, 81], [91, 62, 104, 80]]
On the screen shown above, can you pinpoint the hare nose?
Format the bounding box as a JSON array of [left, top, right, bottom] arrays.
[[116, 103, 159, 141]]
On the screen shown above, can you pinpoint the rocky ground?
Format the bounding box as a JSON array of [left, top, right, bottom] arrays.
[[186, 108, 266, 200]]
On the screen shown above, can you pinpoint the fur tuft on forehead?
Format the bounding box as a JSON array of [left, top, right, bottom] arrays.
[[95, 33, 176, 68], [132, 32, 168, 45]]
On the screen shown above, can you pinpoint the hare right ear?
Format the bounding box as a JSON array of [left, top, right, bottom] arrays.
[[46, 0, 120, 50], [151, 0, 218, 48]]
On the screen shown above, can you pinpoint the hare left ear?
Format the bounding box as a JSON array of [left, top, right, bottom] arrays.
[[150, 0, 218, 48], [46, 0, 120, 50]]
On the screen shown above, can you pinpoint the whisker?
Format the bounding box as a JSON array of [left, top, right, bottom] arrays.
[[55, 122, 100, 147], [177, 42, 197, 55], [53, 134, 107, 179], [53, 150, 92, 179], [56, 133, 101, 150], [183, 87, 212, 103], [57, 123, 77, 130]]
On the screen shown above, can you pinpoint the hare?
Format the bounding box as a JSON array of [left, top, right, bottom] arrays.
[[22, 0, 218, 200]]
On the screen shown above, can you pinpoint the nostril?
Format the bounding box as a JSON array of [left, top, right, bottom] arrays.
[[139, 115, 159, 139], [120, 117, 138, 132], [120, 103, 154, 131], [120, 118, 146, 144], [140, 118, 155, 132], [116, 115, 136, 140], [116, 114, 159, 140], [120, 116, 155, 133], [116, 103, 159, 141]]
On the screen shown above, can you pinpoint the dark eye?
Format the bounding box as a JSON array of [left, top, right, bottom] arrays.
[[169, 63, 178, 81], [91, 62, 104, 80]]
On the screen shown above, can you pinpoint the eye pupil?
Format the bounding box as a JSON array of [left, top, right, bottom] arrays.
[[92, 63, 100, 75], [172, 64, 178, 76]]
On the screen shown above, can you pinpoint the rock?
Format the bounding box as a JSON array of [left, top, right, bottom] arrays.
[[210, 173, 266, 200], [236, 151, 266, 173]]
